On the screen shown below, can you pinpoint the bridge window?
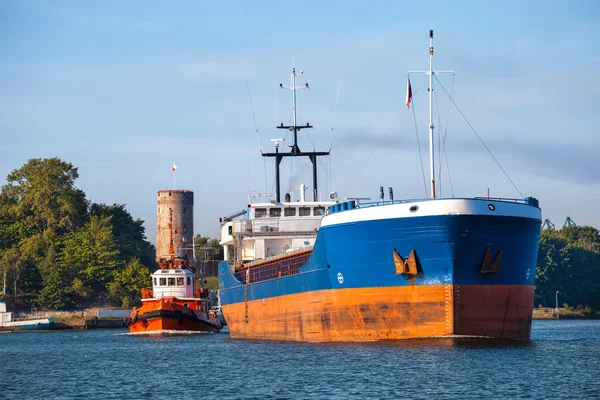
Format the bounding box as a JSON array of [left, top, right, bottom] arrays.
[[270, 208, 282, 217], [314, 207, 325, 216], [153, 278, 157, 285], [177, 277, 184, 286], [187, 277, 191, 286], [159, 278, 167, 286], [255, 208, 267, 218], [168, 278, 175, 286], [299, 207, 311, 216], [284, 207, 296, 217]]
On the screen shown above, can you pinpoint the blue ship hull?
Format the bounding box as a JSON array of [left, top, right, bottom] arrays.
[[219, 198, 541, 341]]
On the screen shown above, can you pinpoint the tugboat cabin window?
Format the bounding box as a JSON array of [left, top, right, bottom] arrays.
[[255, 208, 267, 218], [159, 278, 167, 286], [314, 207, 325, 216], [153, 278, 157, 285], [177, 277, 184, 286], [284, 207, 296, 217], [270, 208, 282, 217], [168, 277, 175, 286], [187, 277, 191, 286], [299, 207, 311, 216]]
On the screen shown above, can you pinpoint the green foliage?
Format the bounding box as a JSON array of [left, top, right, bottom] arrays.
[[194, 235, 223, 260], [201, 276, 219, 290], [62, 215, 120, 296], [34, 246, 75, 310], [89, 203, 156, 269], [0, 158, 157, 309], [34, 267, 76, 310], [107, 258, 151, 308], [0, 157, 87, 235], [535, 226, 600, 310]]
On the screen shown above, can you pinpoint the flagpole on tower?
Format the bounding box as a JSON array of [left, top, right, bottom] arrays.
[[172, 163, 177, 190]]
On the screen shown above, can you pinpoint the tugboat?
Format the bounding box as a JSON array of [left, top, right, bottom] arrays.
[[129, 209, 222, 333]]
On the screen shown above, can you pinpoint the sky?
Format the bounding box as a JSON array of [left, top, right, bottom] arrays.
[[1, 1, 599, 244]]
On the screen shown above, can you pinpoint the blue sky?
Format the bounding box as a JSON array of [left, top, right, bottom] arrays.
[[1, 1, 599, 244]]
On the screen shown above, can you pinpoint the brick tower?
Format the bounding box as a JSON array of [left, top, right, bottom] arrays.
[[156, 190, 194, 261]]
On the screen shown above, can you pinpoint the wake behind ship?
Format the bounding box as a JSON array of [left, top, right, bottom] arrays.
[[218, 31, 542, 342]]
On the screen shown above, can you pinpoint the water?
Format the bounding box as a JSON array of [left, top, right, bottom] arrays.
[[1, 321, 599, 399]]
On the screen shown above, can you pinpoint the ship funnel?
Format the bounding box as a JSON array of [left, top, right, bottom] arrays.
[[299, 184, 307, 203]]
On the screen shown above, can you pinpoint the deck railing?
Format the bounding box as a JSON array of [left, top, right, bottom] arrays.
[[233, 250, 312, 284]]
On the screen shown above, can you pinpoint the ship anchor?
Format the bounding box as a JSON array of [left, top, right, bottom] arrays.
[[480, 246, 504, 275], [393, 249, 419, 278]]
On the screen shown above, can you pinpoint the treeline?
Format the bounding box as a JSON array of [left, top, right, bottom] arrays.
[[0, 158, 156, 310], [535, 225, 600, 310]]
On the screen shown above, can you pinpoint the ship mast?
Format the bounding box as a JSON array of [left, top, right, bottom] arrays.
[[262, 67, 330, 203], [409, 30, 454, 199], [428, 30, 435, 199]]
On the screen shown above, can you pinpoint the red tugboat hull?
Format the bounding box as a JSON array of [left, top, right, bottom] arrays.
[[129, 297, 221, 333]]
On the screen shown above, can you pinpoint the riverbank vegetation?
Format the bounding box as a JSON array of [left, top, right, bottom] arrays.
[[535, 226, 600, 313]]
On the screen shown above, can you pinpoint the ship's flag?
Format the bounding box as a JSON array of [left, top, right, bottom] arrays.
[[172, 163, 177, 172], [405, 77, 412, 108]]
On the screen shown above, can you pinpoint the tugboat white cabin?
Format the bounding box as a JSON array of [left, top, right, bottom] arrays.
[[150, 267, 197, 300]]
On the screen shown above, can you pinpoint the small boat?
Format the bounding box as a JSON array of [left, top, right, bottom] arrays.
[[0, 302, 54, 331], [129, 208, 222, 333]]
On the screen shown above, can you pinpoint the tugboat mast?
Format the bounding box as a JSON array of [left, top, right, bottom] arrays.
[[262, 67, 330, 203]]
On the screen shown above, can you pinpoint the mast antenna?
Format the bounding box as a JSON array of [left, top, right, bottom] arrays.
[[263, 66, 330, 202]]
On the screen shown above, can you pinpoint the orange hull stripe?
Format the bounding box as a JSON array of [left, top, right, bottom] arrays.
[[223, 285, 453, 342], [222, 284, 533, 342]]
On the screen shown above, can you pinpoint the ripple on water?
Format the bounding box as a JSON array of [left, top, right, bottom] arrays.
[[0, 320, 599, 399]]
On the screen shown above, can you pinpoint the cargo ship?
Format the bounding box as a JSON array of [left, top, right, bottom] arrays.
[[129, 208, 222, 333], [218, 31, 541, 342]]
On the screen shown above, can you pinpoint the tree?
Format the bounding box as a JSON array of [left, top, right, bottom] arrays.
[[535, 226, 600, 310], [194, 235, 223, 260], [0, 158, 88, 236], [34, 246, 75, 310], [0, 248, 20, 301], [0, 158, 88, 301], [89, 203, 155, 268], [62, 215, 120, 299], [107, 258, 151, 308]]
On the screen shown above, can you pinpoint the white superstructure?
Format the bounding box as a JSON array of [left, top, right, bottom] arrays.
[[220, 191, 335, 262]]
